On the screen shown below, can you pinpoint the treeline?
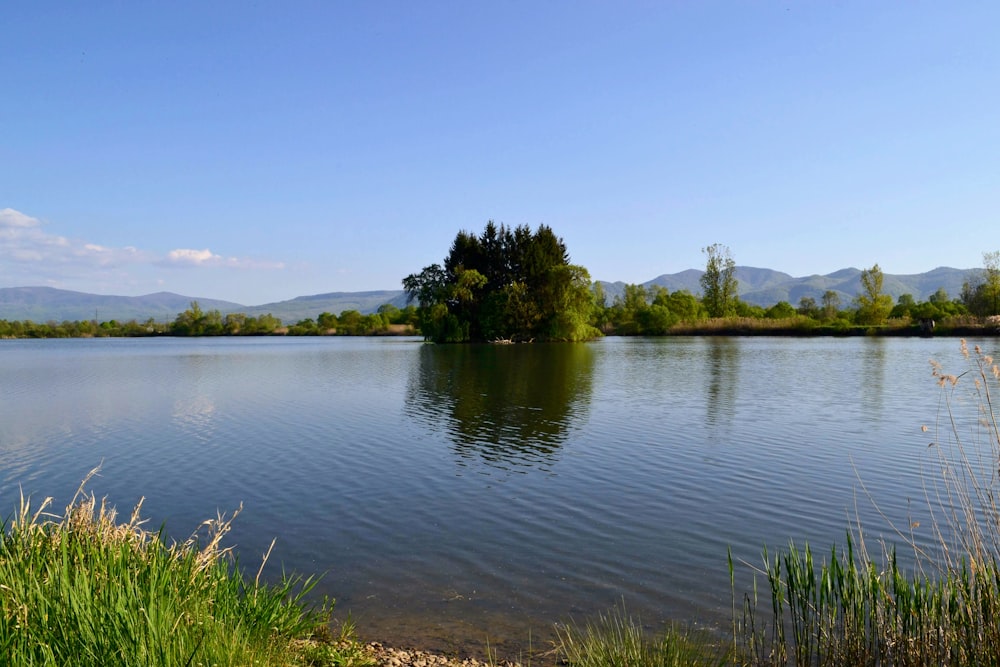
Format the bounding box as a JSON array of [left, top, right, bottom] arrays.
[[594, 251, 997, 335], [5, 238, 1000, 340], [592, 283, 974, 336], [0, 301, 419, 339]]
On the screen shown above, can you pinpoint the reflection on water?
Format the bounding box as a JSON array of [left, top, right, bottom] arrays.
[[405, 343, 594, 473], [4, 336, 1000, 662], [860, 337, 887, 421], [172, 354, 219, 442], [704, 337, 739, 431]]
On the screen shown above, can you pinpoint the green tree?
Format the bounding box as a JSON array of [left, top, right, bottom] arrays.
[[889, 293, 916, 319], [403, 222, 598, 342], [172, 301, 206, 336], [928, 287, 950, 304], [765, 301, 796, 319], [700, 244, 738, 318], [797, 296, 818, 318], [317, 311, 338, 331], [961, 251, 1000, 317], [609, 283, 649, 335], [821, 290, 841, 320], [855, 264, 893, 325], [224, 313, 246, 334], [659, 289, 704, 323]]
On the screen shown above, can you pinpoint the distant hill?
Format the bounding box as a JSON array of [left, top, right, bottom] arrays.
[[0, 287, 244, 323], [598, 266, 975, 308], [0, 266, 979, 323], [243, 291, 411, 323], [0, 287, 412, 324]]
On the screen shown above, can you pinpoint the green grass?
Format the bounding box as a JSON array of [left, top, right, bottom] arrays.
[[10, 339, 1000, 667], [0, 469, 373, 667], [733, 340, 1000, 666], [554, 603, 728, 667]]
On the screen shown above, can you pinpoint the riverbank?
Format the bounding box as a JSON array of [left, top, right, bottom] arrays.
[[362, 642, 524, 667]]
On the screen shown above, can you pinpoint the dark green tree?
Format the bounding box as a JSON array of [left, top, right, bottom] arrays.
[[403, 222, 599, 342]]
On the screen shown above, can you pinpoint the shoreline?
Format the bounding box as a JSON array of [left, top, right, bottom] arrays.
[[362, 642, 529, 667]]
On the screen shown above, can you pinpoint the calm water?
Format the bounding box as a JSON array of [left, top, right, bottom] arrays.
[[1, 336, 995, 657]]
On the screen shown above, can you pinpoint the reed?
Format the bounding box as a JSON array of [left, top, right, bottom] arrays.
[[736, 340, 1000, 666], [554, 602, 728, 667], [0, 468, 372, 666]]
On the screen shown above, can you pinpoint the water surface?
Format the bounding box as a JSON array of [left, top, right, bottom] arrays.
[[1, 335, 993, 657]]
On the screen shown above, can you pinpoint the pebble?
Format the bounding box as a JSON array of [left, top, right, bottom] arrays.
[[365, 642, 525, 667]]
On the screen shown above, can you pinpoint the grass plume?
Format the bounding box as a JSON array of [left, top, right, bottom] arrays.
[[0, 466, 371, 666]]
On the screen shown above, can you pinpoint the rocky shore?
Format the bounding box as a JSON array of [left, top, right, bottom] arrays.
[[365, 642, 528, 667]]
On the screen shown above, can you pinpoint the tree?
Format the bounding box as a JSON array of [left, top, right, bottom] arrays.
[[317, 311, 338, 331], [821, 290, 841, 320], [765, 301, 796, 319], [889, 293, 915, 319], [797, 296, 818, 318], [855, 263, 893, 325], [961, 251, 1000, 317], [928, 287, 950, 304], [172, 301, 221, 336], [700, 244, 738, 318], [224, 313, 246, 334], [403, 222, 599, 342], [659, 289, 704, 323]]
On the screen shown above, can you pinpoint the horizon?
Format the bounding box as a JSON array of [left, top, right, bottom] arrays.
[[0, 263, 979, 308], [3, 4, 998, 304]]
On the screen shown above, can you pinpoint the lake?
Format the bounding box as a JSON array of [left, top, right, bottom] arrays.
[[1, 335, 995, 658]]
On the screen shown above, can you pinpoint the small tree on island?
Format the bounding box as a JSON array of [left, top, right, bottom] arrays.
[[403, 222, 600, 343]]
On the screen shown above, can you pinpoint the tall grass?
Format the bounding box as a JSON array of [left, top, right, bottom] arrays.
[[555, 603, 728, 667], [0, 468, 372, 666], [736, 340, 1000, 666]]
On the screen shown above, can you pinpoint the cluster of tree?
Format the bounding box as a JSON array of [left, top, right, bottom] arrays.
[[0, 302, 420, 339], [286, 304, 418, 335], [403, 221, 599, 342], [960, 251, 1000, 317], [593, 253, 985, 336], [169, 302, 282, 336], [594, 283, 705, 335], [0, 318, 170, 338], [6, 242, 999, 341]]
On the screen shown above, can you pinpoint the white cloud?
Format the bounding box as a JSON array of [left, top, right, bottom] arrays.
[[0, 208, 285, 294], [163, 248, 285, 270], [166, 248, 222, 265], [0, 208, 41, 228]]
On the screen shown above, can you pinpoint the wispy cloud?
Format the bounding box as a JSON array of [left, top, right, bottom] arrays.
[[1, 208, 284, 273]]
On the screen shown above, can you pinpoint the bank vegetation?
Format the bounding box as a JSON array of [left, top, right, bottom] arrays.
[[5, 236, 999, 341]]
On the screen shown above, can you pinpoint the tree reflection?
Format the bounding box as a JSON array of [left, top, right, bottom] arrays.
[[860, 337, 887, 421], [406, 343, 594, 473], [705, 337, 739, 431]]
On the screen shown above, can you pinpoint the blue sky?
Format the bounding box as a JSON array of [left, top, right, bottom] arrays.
[[2, 2, 998, 305]]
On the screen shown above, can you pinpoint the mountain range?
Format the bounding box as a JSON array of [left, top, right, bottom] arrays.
[[0, 266, 977, 323]]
